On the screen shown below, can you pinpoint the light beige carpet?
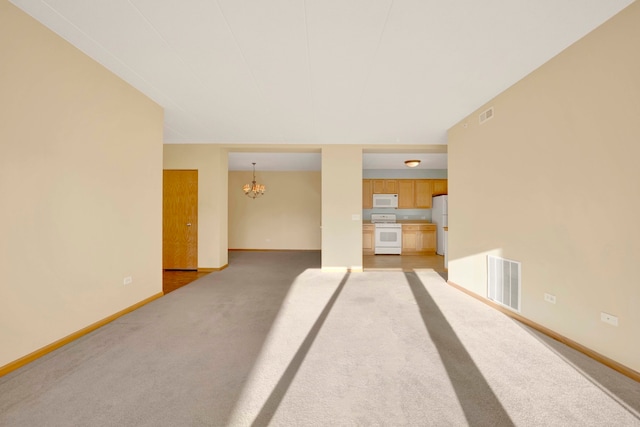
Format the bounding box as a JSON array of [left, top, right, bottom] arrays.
[[1, 251, 639, 426]]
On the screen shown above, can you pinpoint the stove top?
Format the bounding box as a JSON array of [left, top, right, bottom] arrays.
[[371, 213, 397, 223]]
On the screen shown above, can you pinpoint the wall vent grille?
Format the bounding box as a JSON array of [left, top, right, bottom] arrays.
[[479, 106, 494, 124], [487, 255, 521, 312]]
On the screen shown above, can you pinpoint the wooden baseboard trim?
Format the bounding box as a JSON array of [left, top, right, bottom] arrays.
[[0, 292, 164, 378], [321, 267, 363, 273], [228, 248, 320, 252], [198, 264, 228, 272], [447, 281, 640, 383]]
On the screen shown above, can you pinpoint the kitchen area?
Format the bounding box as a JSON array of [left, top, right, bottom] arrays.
[[362, 177, 448, 272]]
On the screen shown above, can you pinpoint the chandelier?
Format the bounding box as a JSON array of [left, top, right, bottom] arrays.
[[243, 162, 265, 199]]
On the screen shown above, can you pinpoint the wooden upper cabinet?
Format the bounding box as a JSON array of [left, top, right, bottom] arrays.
[[432, 179, 448, 196], [415, 180, 433, 208], [362, 179, 373, 209], [372, 179, 398, 194], [397, 180, 415, 209], [364, 178, 446, 209]]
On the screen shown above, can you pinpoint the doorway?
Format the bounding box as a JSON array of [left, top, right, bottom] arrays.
[[163, 169, 198, 270]]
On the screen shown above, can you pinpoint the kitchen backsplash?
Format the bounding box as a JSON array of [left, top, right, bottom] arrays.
[[363, 209, 432, 221]]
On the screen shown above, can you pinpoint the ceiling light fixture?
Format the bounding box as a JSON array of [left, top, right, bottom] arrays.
[[242, 163, 265, 199], [404, 159, 421, 168]]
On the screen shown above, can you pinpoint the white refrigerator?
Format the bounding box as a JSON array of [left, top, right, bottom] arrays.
[[432, 195, 448, 255]]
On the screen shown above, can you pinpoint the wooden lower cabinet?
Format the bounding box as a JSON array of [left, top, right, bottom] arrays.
[[363, 224, 375, 255], [401, 224, 436, 255]]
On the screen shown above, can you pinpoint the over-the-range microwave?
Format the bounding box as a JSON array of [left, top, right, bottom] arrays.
[[373, 193, 398, 208]]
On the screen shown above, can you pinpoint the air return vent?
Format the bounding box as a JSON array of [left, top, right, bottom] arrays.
[[487, 255, 521, 312], [479, 106, 494, 124]]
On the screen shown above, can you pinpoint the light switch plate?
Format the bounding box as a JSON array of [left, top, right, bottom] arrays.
[[601, 312, 618, 326]]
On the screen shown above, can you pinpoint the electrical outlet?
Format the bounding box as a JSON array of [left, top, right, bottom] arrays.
[[600, 312, 618, 326], [544, 293, 556, 304], [123, 276, 133, 286]]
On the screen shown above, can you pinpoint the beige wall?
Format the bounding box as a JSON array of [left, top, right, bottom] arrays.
[[448, 2, 640, 372], [321, 146, 363, 271], [163, 144, 228, 268], [229, 171, 321, 250], [0, 2, 163, 367]]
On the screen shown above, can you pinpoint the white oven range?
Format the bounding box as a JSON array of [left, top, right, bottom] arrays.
[[371, 214, 402, 255]]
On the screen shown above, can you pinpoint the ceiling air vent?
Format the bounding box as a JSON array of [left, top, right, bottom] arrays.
[[479, 106, 494, 124]]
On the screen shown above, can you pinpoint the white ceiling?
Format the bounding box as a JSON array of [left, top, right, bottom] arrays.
[[11, 0, 633, 161]]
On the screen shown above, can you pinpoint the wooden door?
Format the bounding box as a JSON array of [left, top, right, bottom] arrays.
[[163, 170, 198, 270]]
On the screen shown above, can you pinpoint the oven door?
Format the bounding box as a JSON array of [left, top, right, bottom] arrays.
[[374, 225, 402, 254]]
